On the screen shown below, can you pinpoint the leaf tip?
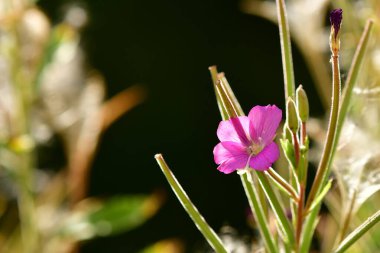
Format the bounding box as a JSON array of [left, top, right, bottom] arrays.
[[154, 153, 163, 160]]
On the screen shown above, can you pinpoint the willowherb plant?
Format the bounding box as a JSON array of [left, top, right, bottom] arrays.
[[155, 2, 380, 253]]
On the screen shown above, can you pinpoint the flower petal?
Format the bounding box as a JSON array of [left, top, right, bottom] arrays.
[[248, 105, 282, 145], [213, 141, 247, 164], [217, 155, 249, 174], [217, 116, 250, 144], [249, 142, 280, 171]]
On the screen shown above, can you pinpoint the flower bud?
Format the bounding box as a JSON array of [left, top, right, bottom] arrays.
[[283, 123, 292, 141], [329, 8, 343, 55], [286, 98, 299, 133], [330, 8, 343, 39], [296, 85, 309, 123]]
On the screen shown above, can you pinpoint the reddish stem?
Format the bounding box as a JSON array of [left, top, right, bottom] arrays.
[[296, 184, 305, 249], [301, 122, 307, 146], [292, 131, 300, 166]]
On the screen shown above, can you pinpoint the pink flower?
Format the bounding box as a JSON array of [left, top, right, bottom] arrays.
[[213, 105, 282, 174]]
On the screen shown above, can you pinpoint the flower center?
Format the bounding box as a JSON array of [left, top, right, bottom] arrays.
[[247, 142, 264, 155]]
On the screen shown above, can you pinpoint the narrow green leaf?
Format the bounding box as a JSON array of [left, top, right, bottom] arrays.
[[214, 79, 239, 118], [155, 154, 228, 253], [308, 179, 333, 213], [300, 205, 320, 253], [209, 66, 245, 119], [268, 177, 293, 199], [256, 172, 295, 246], [218, 73, 244, 116], [280, 138, 296, 169], [209, 66, 229, 121], [276, 0, 295, 99], [266, 169, 298, 201], [61, 194, 161, 240], [240, 172, 279, 253], [334, 209, 380, 253]]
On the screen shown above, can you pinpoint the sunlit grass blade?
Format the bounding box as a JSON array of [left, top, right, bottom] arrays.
[[334, 209, 380, 253], [276, 0, 295, 99], [154, 154, 228, 253]]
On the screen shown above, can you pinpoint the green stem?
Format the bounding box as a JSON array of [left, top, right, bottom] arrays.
[[266, 168, 298, 201], [155, 154, 228, 253], [329, 20, 374, 167], [276, 0, 295, 99], [300, 204, 320, 253], [17, 152, 38, 253], [256, 172, 295, 247], [325, 19, 373, 253], [300, 21, 373, 253], [305, 53, 341, 211], [296, 146, 308, 251], [240, 172, 278, 253], [292, 132, 300, 168], [334, 209, 380, 253], [338, 190, 357, 243], [289, 170, 298, 229], [295, 183, 305, 251], [10, 22, 39, 253]]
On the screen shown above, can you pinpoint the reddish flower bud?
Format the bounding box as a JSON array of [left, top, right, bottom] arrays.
[[330, 8, 343, 39]]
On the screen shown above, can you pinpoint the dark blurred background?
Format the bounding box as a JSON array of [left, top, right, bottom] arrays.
[[37, 0, 324, 252]]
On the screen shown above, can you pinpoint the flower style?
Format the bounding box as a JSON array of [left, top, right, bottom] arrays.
[[213, 105, 282, 174]]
